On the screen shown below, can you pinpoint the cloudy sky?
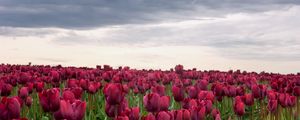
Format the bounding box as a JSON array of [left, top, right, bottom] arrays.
[[0, 0, 300, 73]]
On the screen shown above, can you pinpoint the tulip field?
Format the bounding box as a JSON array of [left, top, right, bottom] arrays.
[[0, 64, 300, 120]]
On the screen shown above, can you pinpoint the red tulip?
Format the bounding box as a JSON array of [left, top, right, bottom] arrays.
[[55, 100, 86, 120], [211, 109, 220, 119], [0, 83, 13, 96], [67, 79, 79, 88], [172, 85, 185, 102], [160, 96, 170, 111], [105, 100, 128, 117], [79, 79, 88, 90], [243, 93, 254, 106], [267, 100, 278, 113], [142, 113, 155, 120], [234, 97, 245, 116], [39, 88, 60, 112], [213, 83, 224, 96], [103, 83, 125, 105], [34, 82, 44, 92], [187, 86, 198, 99], [157, 111, 172, 120], [18, 87, 29, 99], [114, 116, 129, 120], [175, 65, 184, 74], [62, 90, 76, 103], [25, 96, 33, 107], [293, 86, 300, 96], [0, 97, 21, 119], [128, 107, 140, 120], [143, 93, 161, 113], [173, 109, 191, 120], [198, 91, 215, 102], [195, 80, 208, 91], [151, 85, 166, 96]]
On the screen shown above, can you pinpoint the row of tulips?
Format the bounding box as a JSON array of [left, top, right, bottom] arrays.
[[0, 64, 300, 120]]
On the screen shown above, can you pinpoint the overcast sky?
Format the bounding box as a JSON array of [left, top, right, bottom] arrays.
[[0, 0, 300, 73]]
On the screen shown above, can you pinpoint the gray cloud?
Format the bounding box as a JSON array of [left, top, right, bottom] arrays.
[[0, 0, 299, 28], [50, 6, 300, 61]]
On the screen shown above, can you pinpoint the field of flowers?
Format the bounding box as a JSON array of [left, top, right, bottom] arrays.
[[0, 64, 299, 120]]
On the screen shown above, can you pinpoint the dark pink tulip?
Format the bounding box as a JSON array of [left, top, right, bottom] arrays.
[[87, 81, 101, 94], [79, 79, 88, 90], [234, 97, 245, 116], [195, 80, 208, 91], [13, 96, 23, 107], [0, 83, 13, 96], [267, 91, 277, 100], [142, 113, 155, 120], [204, 100, 213, 114], [105, 101, 128, 117], [175, 64, 184, 74], [34, 82, 44, 92], [157, 111, 172, 120], [25, 83, 34, 94], [128, 107, 140, 120], [227, 85, 237, 97], [25, 96, 32, 107], [151, 85, 166, 96], [0, 97, 21, 119], [160, 96, 170, 111], [211, 109, 220, 119], [143, 93, 161, 113], [39, 88, 60, 112], [114, 116, 129, 120], [62, 90, 76, 103], [172, 85, 185, 102], [56, 100, 86, 120], [243, 93, 254, 106], [198, 91, 215, 102], [182, 98, 197, 109], [215, 114, 221, 120], [182, 109, 191, 120], [236, 86, 245, 96], [213, 83, 224, 96], [69, 87, 83, 99], [267, 100, 278, 113], [18, 87, 29, 99], [293, 86, 300, 96], [251, 85, 267, 99], [173, 109, 191, 120], [67, 79, 79, 88], [198, 107, 206, 120], [187, 86, 198, 99], [50, 71, 60, 82], [103, 83, 125, 105]]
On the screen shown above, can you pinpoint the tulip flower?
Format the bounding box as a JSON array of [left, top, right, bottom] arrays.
[[142, 113, 155, 120], [234, 97, 245, 116], [39, 88, 60, 112], [160, 96, 170, 111], [143, 93, 161, 113], [172, 85, 185, 102], [267, 100, 278, 113], [151, 85, 166, 96], [243, 93, 254, 106], [18, 87, 29, 99], [25, 96, 33, 107], [157, 111, 172, 120], [0, 97, 21, 119], [128, 107, 140, 120], [103, 83, 125, 105], [54, 100, 86, 120], [62, 90, 76, 103]]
